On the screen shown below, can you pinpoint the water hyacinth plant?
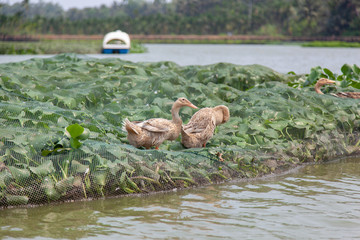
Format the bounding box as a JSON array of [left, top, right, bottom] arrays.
[[0, 54, 360, 207], [288, 64, 360, 90]]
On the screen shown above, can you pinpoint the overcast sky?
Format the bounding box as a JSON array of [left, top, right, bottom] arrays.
[[5, 0, 119, 10]]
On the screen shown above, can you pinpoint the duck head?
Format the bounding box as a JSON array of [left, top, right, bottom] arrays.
[[173, 97, 198, 109], [213, 105, 230, 125], [315, 78, 336, 94]]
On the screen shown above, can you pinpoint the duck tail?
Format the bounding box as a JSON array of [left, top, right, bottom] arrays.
[[181, 125, 188, 137], [180, 126, 191, 148], [123, 118, 140, 135]]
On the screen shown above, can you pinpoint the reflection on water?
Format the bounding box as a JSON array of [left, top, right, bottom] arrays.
[[1, 158, 360, 239]]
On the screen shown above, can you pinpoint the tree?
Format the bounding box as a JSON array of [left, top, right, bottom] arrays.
[[325, 0, 358, 35], [174, 0, 222, 16]]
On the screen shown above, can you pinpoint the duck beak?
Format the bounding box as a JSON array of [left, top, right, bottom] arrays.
[[188, 103, 198, 109]]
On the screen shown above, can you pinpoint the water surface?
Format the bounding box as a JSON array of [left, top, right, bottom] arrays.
[[1, 44, 359, 74], [1, 158, 359, 239]]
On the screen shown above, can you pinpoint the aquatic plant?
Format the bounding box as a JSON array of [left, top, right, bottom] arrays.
[[0, 40, 147, 55], [301, 41, 360, 48], [288, 63, 360, 90], [0, 54, 359, 207]]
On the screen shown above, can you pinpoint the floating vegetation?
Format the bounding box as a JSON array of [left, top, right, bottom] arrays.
[[0, 53, 360, 207], [0, 39, 147, 54], [288, 63, 360, 90], [301, 41, 360, 48]]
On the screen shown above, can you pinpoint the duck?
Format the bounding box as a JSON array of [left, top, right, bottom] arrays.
[[315, 78, 360, 99], [123, 97, 197, 149], [181, 105, 230, 148]]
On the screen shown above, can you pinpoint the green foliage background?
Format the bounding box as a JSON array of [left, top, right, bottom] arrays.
[[1, 0, 359, 37], [1, 54, 360, 207]]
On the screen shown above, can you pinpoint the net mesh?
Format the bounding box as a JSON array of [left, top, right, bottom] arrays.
[[1, 53, 360, 207]]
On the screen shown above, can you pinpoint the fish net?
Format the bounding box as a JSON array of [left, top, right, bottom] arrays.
[[1, 53, 359, 207]]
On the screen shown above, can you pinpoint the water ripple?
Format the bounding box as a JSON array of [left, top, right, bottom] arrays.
[[1, 159, 360, 239]]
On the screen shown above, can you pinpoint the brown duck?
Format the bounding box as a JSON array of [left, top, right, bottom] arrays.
[[181, 105, 230, 148], [124, 97, 197, 149], [315, 78, 360, 99]]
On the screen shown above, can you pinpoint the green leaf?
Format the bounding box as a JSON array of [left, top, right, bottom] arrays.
[[71, 160, 89, 174], [77, 128, 90, 140], [237, 124, 249, 134], [6, 195, 29, 206], [57, 116, 69, 127], [119, 171, 127, 188], [93, 170, 108, 186], [323, 68, 335, 80], [341, 64, 352, 75], [0, 171, 13, 188], [292, 119, 309, 129], [8, 166, 31, 185], [305, 66, 322, 86], [126, 176, 141, 192], [41, 150, 53, 157], [108, 162, 121, 176], [140, 165, 160, 181], [287, 71, 296, 75], [123, 187, 135, 193], [268, 121, 288, 131], [353, 64, 360, 75], [66, 124, 84, 139], [70, 138, 82, 149], [264, 129, 279, 139], [323, 122, 336, 130], [254, 135, 264, 145], [29, 160, 55, 177], [54, 94, 77, 108], [55, 176, 74, 194], [249, 121, 267, 132], [42, 176, 61, 201]]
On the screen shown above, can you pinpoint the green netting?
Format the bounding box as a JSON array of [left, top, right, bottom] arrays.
[[1, 53, 360, 207]]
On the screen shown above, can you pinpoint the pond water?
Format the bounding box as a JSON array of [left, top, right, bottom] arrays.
[[1, 44, 360, 74], [1, 45, 360, 239], [0, 158, 359, 239]]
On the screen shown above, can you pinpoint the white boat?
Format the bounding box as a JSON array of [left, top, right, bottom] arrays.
[[102, 30, 130, 54]]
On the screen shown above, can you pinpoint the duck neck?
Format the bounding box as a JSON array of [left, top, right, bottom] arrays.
[[171, 104, 183, 125], [214, 110, 223, 125], [213, 106, 229, 125], [314, 82, 324, 94]]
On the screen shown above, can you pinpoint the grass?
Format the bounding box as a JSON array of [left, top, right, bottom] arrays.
[[301, 41, 360, 48], [0, 39, 147, 54]]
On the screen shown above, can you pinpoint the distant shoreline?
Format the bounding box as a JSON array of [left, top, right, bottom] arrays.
[[2, 34, 360, 43], [1, 34, 359, 54]]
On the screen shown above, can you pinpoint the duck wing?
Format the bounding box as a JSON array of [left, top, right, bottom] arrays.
[[183, 108, 215, 134], [184, 125, 207, 133], [332, 92, 360, 99], [137, 118, 170, 133]]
